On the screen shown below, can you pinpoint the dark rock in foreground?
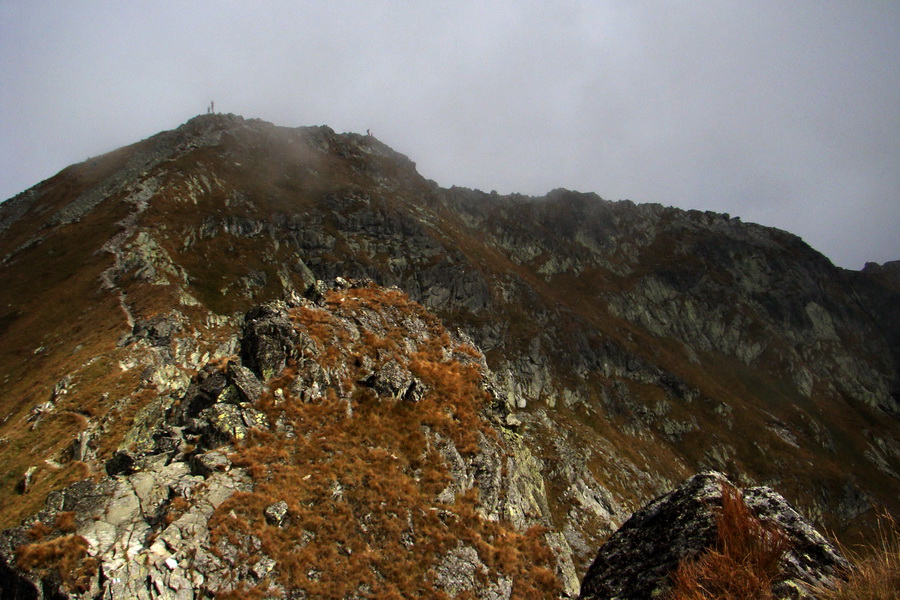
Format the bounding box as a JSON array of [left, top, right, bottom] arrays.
[[578, 471, 849, 600]]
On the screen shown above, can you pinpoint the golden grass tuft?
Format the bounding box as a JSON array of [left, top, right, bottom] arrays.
[[54, 511, 77, 533], [26, 521, 52, 541], [813, 512, 900, 600], [666, 483, 790, 600]]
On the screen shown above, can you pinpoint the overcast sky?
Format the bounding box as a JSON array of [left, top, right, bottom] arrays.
[[1, 1, 897, 269]]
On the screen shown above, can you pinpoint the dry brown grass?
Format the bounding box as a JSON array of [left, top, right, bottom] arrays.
[[163, 495, 192, 526], [26, 521, 52, 541], [208, 286, 562, 598], [813, 512, 900, 600], [16, 534, 98, 593], [666, 483, 790, 600], [54, 511, 76, 533]]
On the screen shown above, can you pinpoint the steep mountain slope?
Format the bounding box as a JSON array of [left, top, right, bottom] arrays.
[[0, 113, 897, 596], [1, 286, 569, 598]]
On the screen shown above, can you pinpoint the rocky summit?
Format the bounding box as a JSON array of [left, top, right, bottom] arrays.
[[0, 113, 897, 598]]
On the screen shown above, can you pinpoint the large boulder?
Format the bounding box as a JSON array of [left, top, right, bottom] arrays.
[[578, 471, 849, 600]]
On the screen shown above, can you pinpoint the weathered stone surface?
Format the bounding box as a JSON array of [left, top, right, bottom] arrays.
[[191, 450, 231, 477], [225, 361, 264, 403], [264, 500, 289, 527], [434, 543, 513, 600], [1, 455, 252, 600], [742, 486, 851, 599], [0, 430, 247, 598], [240, 300, 298, 380], [196, 403, 249, 445], [130, 312, 184, 347], [578, 471, 849, 600], [361, 359, 424, 402]]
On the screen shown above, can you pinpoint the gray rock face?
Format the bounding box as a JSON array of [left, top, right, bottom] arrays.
[[361, 359, 425, 402], [578, 471, 849, 600], [240, 300, 298, 380], [0, 456, 251, 600], [0, 293, 293, 599], [434, 544, 513, 600], [225, 362, 264, 403]]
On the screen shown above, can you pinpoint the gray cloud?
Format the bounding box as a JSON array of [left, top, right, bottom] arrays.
[[2, 1, 897, 269]]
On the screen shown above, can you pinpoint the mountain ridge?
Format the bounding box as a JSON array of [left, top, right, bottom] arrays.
[[0, 113, 897, 598]]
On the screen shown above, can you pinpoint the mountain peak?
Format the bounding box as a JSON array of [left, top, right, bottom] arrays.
[[0, 115, 896, 598]]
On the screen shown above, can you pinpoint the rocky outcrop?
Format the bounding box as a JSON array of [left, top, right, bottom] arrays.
[[239, 301, 299, 380], [578, 471, 849, 600], [0, 283, 574, 599]]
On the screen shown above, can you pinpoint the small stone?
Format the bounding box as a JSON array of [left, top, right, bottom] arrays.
[[504, 414, 522, 430], [18, 466, 37, 494], [71, 429, 93, 462], [264, 500, 289, 527], [251, 556, 277, 579], [240, 404, 269, 430], [165, 556, 179, 570], [191, 451, 231, 477], [198, 403, 247, 445], [134, 453, 169, 473], [361, 360, 423, 402]]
